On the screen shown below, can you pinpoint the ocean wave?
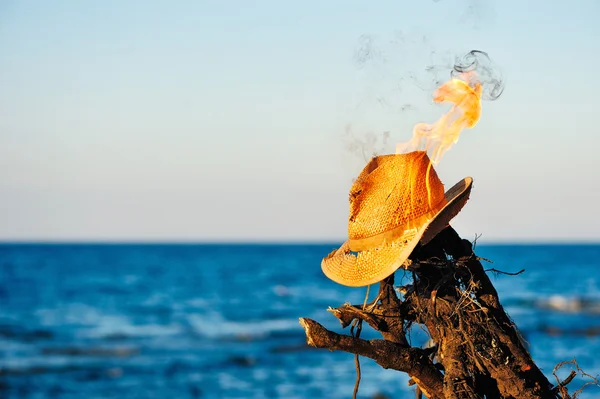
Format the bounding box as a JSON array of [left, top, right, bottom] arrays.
[[534, 295, 600, 314], [185, 313, 300, 341], [40, 346, 139, 357]]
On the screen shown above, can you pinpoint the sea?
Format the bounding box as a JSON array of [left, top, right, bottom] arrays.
[[1, 243, 600, 399]]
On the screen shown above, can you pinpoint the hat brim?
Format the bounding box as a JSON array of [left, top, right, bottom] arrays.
[[321, 177, 473, 287]]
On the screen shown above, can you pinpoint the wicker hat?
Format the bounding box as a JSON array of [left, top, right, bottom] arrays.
[[322, 151, 472, 287]]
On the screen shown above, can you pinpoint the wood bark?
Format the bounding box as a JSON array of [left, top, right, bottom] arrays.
[[300, 226, 579, 399]]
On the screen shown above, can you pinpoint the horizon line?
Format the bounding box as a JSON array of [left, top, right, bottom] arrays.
[[0, 238, 599, 246]]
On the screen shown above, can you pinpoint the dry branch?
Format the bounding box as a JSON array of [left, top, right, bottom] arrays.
[[299, 317, 444, 399], [299, 226, 589, 398]]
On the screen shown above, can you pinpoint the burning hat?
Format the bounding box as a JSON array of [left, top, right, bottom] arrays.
[[322, 151, 472, 287]]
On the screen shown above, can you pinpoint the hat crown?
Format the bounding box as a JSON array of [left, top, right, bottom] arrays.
[[347, 151, 446, 240]]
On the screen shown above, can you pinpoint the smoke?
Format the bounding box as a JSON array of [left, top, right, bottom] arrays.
[[452, 50, 505, 100], [353, 34, 385, 70], [344, 125, 391, 162], [394, 50, 505, 164], [432, 0, 496, 30], [344, 34, 505, 163]]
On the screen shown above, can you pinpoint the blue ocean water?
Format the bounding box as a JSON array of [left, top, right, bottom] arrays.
[[1, 243, 600, 398]]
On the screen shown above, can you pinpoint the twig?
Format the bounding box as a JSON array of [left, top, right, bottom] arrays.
[[552, 370, 576, 397], [351, 319, 363, 399], [553, 359, 600, 398], [351, 286, 370, 399], [484, 268, 525, 276]]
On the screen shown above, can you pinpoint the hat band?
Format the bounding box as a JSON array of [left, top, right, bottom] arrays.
[[347, 197, 449, 252]]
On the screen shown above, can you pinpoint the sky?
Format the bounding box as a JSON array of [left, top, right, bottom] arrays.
[[1, 0, 599, 242]]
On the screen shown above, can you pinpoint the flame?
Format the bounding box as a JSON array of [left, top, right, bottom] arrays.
[[396, 72, 483, 207], [396, 72, 483, 165]]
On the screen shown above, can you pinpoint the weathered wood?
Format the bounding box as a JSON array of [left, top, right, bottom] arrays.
[[300, 226, 571, 398], [299, 317, 445, 399]]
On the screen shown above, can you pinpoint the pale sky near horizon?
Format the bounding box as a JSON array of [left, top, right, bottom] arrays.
[[1, 0, 599, 242]]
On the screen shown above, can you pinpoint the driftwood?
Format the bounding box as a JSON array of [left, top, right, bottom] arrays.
[[300, 226, 591, 399]]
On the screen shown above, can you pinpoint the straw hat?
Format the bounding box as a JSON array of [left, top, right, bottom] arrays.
[[322, 151, 472, 287]]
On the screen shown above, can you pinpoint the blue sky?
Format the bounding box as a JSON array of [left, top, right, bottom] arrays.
[[1, 0, 599, 242]]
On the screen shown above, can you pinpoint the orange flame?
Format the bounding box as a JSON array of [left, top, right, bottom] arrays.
[[396, 72, 483, 165], [396, 71, 483, 208]]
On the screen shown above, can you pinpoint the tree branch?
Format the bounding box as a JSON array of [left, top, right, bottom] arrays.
[[299, 317, 444, 399], [328, 275, 410, 345]]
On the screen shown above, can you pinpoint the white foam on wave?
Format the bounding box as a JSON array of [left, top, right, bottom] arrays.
[[186, 312, 299, 340], [185, 298, 210, 309], [83, 322, 182, 339], [35, 303, 182, 339], [217, 371, 253, 391], [36, 303, 107, 327], [536, 295, 600, 314]]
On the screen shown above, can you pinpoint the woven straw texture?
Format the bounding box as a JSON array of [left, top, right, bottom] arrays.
[[322, 151, 472, 287], [348, 152, 446, 241]]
